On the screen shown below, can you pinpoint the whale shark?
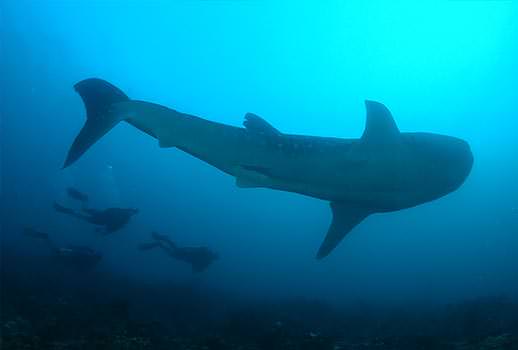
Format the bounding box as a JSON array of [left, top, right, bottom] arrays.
[[63, 78, 473, 259]]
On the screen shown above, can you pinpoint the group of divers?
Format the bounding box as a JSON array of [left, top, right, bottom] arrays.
[[24, 188, 219, 273]]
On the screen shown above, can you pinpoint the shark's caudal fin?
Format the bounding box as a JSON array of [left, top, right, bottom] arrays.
[[316, 202, 371, 259], [63, 79, 129, 168]]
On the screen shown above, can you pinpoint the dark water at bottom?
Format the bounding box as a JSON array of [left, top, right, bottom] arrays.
[[2, 246, 517, 350]]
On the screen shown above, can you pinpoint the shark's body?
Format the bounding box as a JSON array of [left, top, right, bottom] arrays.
[[64, 79, 473, 258]]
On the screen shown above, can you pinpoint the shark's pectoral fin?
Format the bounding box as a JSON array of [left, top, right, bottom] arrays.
[[234, 165, 272, 188], [316, 202, 371, 259], [243, 113, 282, 136]]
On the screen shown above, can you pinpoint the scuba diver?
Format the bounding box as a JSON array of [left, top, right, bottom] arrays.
[[138, 232, 219, 273], [54, 187, 139, 234], [23, 227, 102, 271]]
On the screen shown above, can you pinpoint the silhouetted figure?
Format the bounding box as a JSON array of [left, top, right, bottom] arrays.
[[23, 227, 102, 271], [67, 187, 89, 204], [139, 232, 218, 273], [84, 207, 139, 234], [53, 202, 85, 219], [23, 227, 51, 241], [53, 188, 138, 234]]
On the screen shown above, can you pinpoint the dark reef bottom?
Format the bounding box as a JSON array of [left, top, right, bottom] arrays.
[[2, 252, 517, 350]]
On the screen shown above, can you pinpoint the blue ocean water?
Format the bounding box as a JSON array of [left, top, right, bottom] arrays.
[[1, 1, 517, 348]]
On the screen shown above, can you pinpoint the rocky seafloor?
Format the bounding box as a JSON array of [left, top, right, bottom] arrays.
[[2, 290, 518, 350], [2, 253, 518, 350]]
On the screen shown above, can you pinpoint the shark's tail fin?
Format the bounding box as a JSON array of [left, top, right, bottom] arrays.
[[63, 78, 129, 168]]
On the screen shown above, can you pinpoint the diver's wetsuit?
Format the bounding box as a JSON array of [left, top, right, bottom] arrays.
[[82, 207, 138, 233], [54, 203, 138, 234], [52, 246, 102, 271], [139, 232, 218, 272], [23, 228, 102, 271], [53, 188, 138, 234]]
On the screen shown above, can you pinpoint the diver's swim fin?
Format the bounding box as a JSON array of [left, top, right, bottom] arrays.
[[63, 78, 129, 168], [66, 187, 89, 203], [23, 228, 58, 251], [138, 242, 161, 251], [23, 227, 50, 240], [53, 202, 78, 215], [151, 231, 168, 241], [53, 202, 89, 221], [151, 231, 177, 248]]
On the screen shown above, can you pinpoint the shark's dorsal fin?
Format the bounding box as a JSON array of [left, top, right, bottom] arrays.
[[316, 202, 371, 259], [243, 113, 282, 136], [361, 100, 400, 144]]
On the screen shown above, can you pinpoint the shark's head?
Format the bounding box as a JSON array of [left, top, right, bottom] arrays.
[[361, 101, 473, 209], [405, 132, 473, 201]]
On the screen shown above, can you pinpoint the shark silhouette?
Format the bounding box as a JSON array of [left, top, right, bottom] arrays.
[[63, 78, 473, 259]]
